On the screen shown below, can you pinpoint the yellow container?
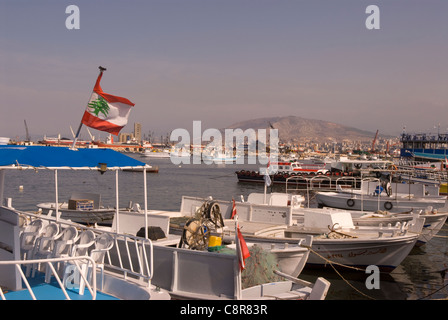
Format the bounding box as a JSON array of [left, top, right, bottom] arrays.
[[440, 183, 448, 195], [208, 236, 222, 247]]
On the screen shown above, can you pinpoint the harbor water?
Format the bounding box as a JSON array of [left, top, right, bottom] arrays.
[[3, 154, 448, 300]]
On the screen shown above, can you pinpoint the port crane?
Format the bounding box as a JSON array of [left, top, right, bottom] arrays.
[[371, 130, 379, 152]]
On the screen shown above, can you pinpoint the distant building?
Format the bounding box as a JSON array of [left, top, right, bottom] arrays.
[[118, 123, 141, 143], [119, 132, 134, 143], [134, 122, 142, 142]]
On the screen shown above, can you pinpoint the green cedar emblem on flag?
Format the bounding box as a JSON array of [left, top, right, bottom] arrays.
[[87, 96, 110, 118]]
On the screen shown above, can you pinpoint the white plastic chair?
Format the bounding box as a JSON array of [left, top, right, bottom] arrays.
[[52, 226, 79, 257], [62, 230, 96, 291], [79, 233, 114, 295], [44, 226, 79, 282], [27, 222, 59, 277], [20, 219, 44, 259], [71, 230, 96, 257]]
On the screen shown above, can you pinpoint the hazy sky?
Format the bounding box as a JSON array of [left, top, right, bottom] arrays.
[[1, 0, 447, 141]]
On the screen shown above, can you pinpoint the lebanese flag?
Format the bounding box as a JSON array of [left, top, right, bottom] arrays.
[[231, 198, 237, 219], [81, 71, 135, 136], [237, 224, 250, 271]]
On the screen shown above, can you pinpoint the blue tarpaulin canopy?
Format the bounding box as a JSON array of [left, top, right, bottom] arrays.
[[0, 145, 146, 169], [0, 145, 151, 234]]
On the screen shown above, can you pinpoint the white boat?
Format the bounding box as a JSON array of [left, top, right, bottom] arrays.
[[240, 214, 422, 273], [244, 191, 447, 247], [287, 211, 422, 272], [245, 241, 311, 278], [104, 210, 329, 299], [0, 145, 330, 300], [347, 209, 448, 246], [108, 207, 313, 279], [315, 179, 448, 213], [36, 193, 116, 226], [267, 160, 329, 174], [202, 152, 237, 164], [0, 137, 10, 145], [213, 238, 312, 279], [0, 145, 170, 300], [173, 195, 424, 272], [0, 209, 171, 300], [329, 156, 394, 174], [142, 148, 171, 158]]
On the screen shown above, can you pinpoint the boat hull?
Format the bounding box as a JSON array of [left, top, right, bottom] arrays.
[[315, 191, 447, 213], [306, 236, 418, 272], [244, 233, 418, 273], [415, 212, 448, 246]]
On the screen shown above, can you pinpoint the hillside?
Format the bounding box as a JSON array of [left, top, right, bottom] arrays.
[[225, 116, 379, 143]]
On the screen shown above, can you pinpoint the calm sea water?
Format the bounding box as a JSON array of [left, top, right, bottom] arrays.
[[3, 153, 448, 300]]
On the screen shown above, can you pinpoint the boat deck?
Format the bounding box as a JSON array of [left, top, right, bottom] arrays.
[[2, 269, 118, 300]]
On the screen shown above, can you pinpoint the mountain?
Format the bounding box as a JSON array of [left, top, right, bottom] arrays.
[[225, 116, 379, 143]]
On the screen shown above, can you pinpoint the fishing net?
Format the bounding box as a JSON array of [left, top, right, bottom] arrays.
[[241, 245, 282, 289], [209, 244, 282, 288]]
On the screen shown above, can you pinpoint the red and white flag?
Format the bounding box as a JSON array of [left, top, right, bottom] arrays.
[[231, 198, 237, 219], [236, 224, 250, 271], [231, 199, 250, 270], [81, 71, 135, 136]]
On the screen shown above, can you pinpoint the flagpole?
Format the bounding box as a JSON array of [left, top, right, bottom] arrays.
[[262, 166, 266, 204], [71, 66, 107, 150]]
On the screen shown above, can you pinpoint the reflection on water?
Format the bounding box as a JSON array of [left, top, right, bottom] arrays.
[[3, 154, 448, 300]]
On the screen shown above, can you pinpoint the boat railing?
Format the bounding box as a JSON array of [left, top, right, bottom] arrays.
[[285, 175, 360, 207], [105, 233, 154, 286], [382, 163, 448, 183], [0, 256, 97, 300], [285, 175, 336, 192], [17, 211, 154, 289], [334, 176, 360, 193], [285, 176, 313, 208], [309, 175, 333, 191]]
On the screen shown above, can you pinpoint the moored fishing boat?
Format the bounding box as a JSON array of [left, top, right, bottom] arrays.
[[0, 145, 331, 300], [36, 193, 116, 226], [112, 204, 313, 279], [163, 196, 424, 273], [243, 190, 447, 247], [315, 179, 448, 213], [235, 156, 394, 186], [104, 209, 330, 299]]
